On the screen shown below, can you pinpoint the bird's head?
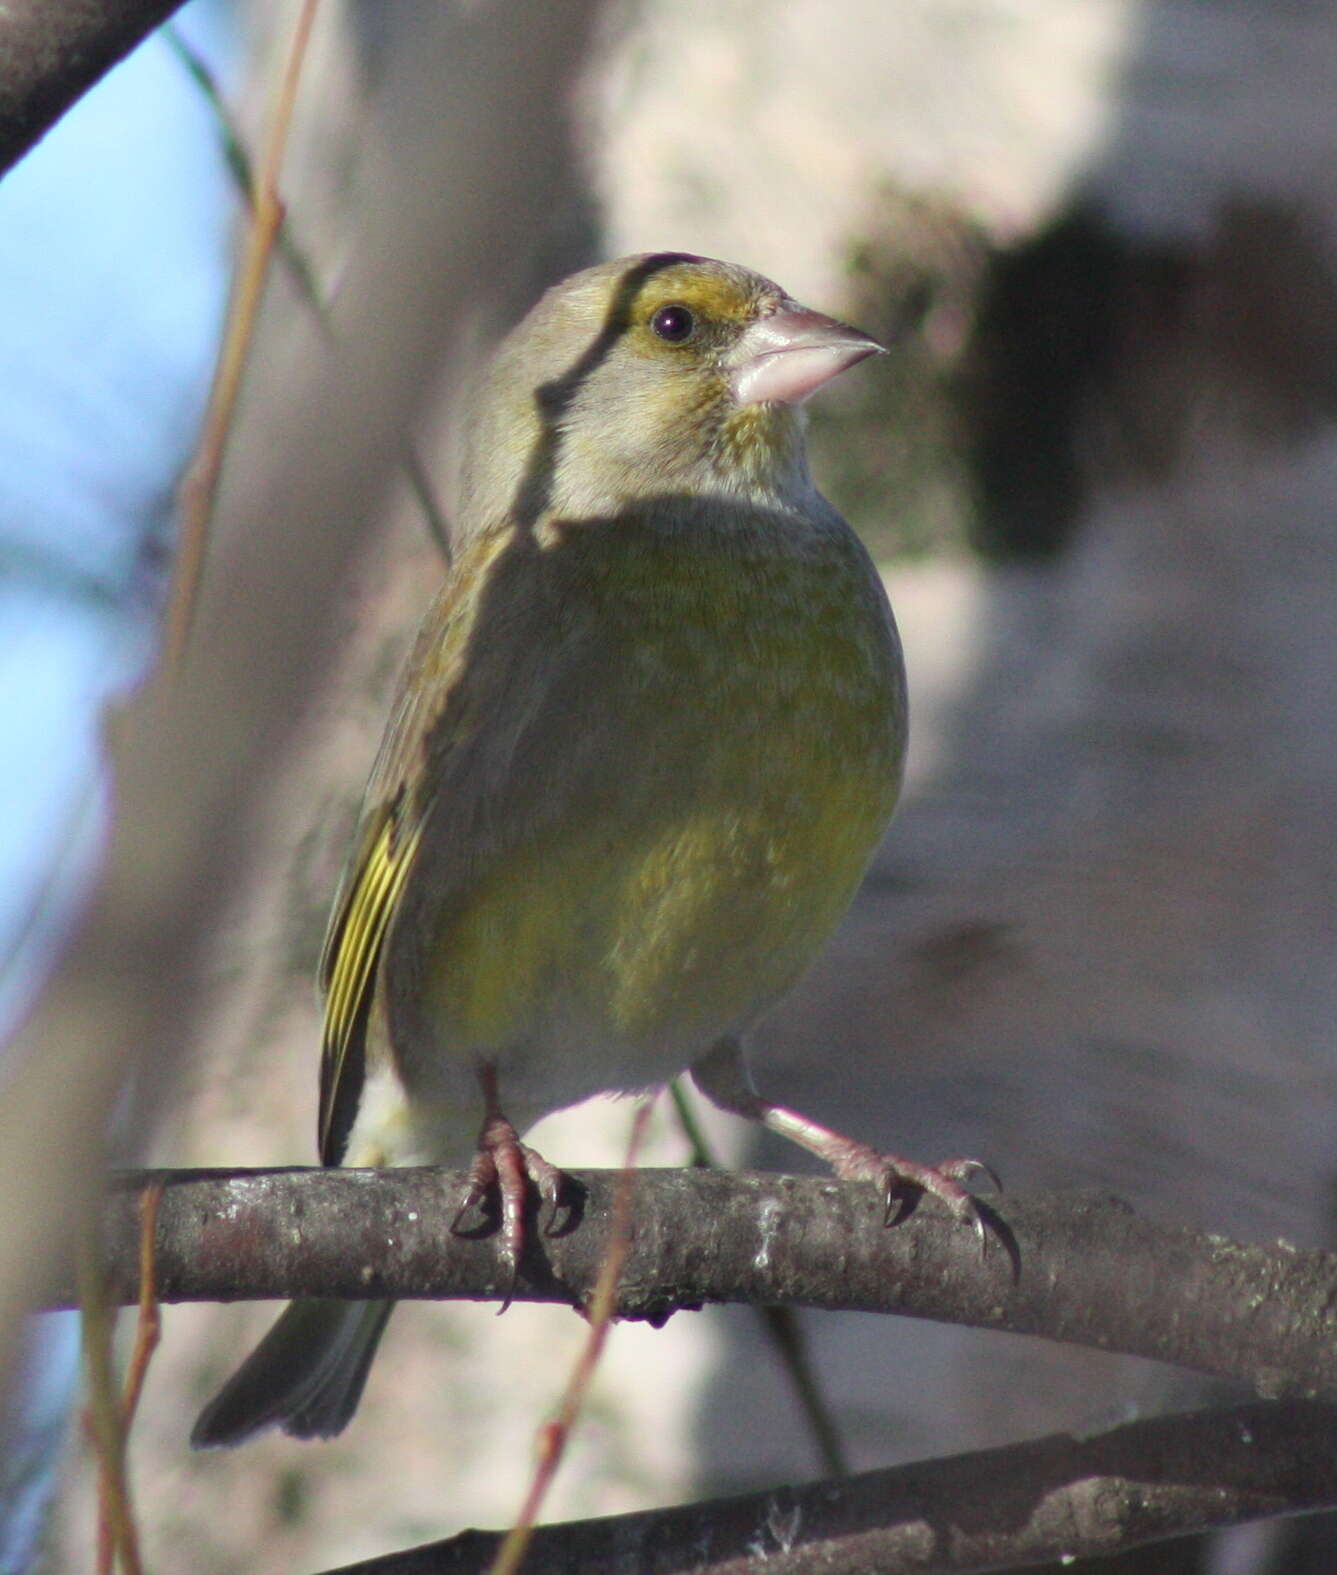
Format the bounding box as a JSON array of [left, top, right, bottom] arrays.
[[458, 253, 883, 529]]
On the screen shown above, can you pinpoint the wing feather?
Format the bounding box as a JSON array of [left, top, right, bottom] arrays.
[[311, 532, 512, 1166], [317, 802, 423, 1165]]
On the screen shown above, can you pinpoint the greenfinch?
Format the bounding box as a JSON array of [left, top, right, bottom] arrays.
[[192, 252, 983, 1448]]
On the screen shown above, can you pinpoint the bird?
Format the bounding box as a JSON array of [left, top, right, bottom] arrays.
[[191, 251, 987, 1448]]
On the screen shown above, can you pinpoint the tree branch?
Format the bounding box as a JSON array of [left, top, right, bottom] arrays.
[[0, 0, 189, 176], [71, 1168, 1337, 1404], [312, 1398, 1337, 1575]]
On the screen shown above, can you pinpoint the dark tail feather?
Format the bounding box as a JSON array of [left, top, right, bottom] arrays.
[[191, 1298, 395, 1448]]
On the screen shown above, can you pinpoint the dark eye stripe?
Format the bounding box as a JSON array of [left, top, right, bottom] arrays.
[[651, 304, 696, 343]]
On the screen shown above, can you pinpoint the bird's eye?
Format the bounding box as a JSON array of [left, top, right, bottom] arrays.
[[650, 304, 696, 343]]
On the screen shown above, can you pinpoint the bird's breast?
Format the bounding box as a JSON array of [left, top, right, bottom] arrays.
[[422, 505, 905, 1090]]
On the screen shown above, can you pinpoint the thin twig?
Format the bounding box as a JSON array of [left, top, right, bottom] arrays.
[[86, 1184, 161, 1574], [164, 18, 454, 567], [162, 22, 332, 330], [164, 0, 321, 665], [667, 1076, 713, 1169], [401, 439, 454, 564], [486, 1100, 655, 1575], [756, 1305, 850, 1479], [668, 1079, 850, 1476], [78, 1215, 141, 1575], [120, 1181, 164, 1423]]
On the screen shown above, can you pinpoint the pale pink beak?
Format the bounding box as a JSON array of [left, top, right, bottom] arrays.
[[729, 303, 883, 406]]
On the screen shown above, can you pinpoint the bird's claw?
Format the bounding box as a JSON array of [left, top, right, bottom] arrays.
[[450, 1115, 565, 1311], [935, 1155, 1003, 1195], [824, 1143, 1001, 1256]]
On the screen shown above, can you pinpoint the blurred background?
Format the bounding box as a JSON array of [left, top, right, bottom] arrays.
[[6, 1, 1337, 1570]]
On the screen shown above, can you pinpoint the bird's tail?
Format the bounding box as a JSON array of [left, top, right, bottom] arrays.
[[190, 1298, 394, 1448]]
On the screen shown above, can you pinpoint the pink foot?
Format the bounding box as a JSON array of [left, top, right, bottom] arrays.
[[688, 1040, 1000, 1249], [759, 1103, 1000, 1248], [823, 1138, 999, 1240], [451, 1086, 564, 1307]]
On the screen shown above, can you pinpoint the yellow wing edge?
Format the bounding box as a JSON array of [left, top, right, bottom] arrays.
[[317, 806, 423, 1162]]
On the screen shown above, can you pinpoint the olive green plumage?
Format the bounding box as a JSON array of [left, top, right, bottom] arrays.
[[193, 253, 902, 1447]]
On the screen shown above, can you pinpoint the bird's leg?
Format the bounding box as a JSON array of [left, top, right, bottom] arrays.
[[452, 1064, 564, 1304], [690, 1038, 998, 1243]]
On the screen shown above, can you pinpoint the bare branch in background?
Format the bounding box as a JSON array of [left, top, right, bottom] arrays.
[[65, 1169, 1337, 1404], [0, 0, 190, 175], [316, 1399, 1337, 1575]]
